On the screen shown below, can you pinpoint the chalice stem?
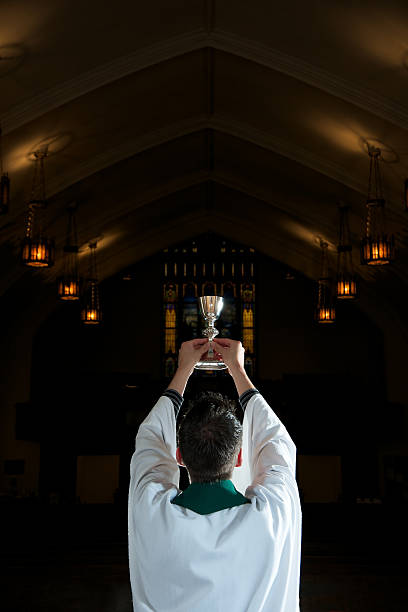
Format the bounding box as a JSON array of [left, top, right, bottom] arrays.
[[194, 295, 227, 370]]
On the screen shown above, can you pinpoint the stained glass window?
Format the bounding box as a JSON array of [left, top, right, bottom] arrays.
[[241, 282, 255, 376], [161, 235, 256, 379], [181, 282, 198, 341], [219, 282, 238, 338], [163, 282, 178, 378], [164, 307, 176, 352]]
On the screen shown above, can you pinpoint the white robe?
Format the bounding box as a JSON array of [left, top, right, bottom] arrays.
[[128, 393, 302, 611]]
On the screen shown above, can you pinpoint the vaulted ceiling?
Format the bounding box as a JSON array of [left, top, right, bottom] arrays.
[[1, 0, 408, 331]]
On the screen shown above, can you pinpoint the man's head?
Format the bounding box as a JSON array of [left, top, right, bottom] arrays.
[[176, 391, 243, 483]]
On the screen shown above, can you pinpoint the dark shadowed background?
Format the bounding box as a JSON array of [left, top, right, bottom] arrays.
[[1, 1, 408, 610]]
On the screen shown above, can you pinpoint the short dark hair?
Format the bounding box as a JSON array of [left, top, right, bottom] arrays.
[[177, 391, 243, 483]]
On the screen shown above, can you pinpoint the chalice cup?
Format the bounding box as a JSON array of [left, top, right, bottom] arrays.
[[195, 296, 228, 370]]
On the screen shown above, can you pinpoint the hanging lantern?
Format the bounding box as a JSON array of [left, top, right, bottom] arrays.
[[81, 281, 102, 324], [21, 149, 55, 267], [315, 241, 336, 324], [316, 305, 336, 323], [57, 205, 81, 300], [0, 125, 10, 214], [21, 236, 55, 267], [361, 147, 395, 265], [337, 276, 357, 299], [336, 205, 358, 300], [81, 243, 102, 324], [58, 274, 80, 300]]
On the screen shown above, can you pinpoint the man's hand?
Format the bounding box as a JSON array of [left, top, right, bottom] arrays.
[[167, 339, 209, 396], [178, 338, 209, 374], [212, 338, 255, 396], [212, 338, 245, 374]]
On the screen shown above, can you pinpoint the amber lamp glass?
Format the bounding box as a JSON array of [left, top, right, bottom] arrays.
[[316, 305, 336, 323], [21, 236, 55, 267], [315, 241, 336, 324], [57, 276, 80, 300], [336, 205, 358, 299], [361, 235, 394, 265], [81, 309, 101, 324], [360, 148, 395, 265], [58, 206, 81, 301], [81, 283, 102, 325], [81, 244, 102, 325], [21, 150, 54, 268], [337, 277, 357, 299]]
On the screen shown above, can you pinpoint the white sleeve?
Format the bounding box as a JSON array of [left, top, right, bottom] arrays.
[[246, 393, 297, 485], [232, 392, 297, 494], [129, 396, 180, 498]]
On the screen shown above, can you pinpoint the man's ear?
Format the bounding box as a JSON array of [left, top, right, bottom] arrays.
[[176, 447, 185, 467], [235, 448, 243, 467]]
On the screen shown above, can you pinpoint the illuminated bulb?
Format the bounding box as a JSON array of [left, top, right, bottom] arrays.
[[336, 279, 357, 300], [81, 306, 101, 324], [316, 306, 335, 323], [58, 278, 80, 301], [22, 238, 54, 267]]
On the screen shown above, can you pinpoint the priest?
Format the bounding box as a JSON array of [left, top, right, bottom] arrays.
[[128, 337, 302, 611]]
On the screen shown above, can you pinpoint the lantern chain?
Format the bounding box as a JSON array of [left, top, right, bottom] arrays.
[[88, 242, 98, 281], [30, 149, 48, 206], [25, 206, 35, 239], [320, 240, 329, 280]]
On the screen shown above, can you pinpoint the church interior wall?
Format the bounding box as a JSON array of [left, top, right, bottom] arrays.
[[1, 244, 406, 503]]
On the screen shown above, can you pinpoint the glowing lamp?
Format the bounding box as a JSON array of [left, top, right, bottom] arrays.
[[57, 276, 80, 300], [315, 306, 336, 323], [21, 236, 55, 267], [316, 241, 336, 324], [81, 305, 102, 325], [21, 150, 54, 268], [81, 244, 102, 325], [58, 208, 81, 301], [361, 148, 395, 265], [361, 235, 394, 265], [336, 276, 357, 300]]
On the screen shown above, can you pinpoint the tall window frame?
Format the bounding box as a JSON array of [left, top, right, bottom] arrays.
[[161, 235, 256, 379]]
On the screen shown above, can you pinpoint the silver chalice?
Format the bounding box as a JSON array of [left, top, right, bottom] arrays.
[[195, 296, 227, 370]]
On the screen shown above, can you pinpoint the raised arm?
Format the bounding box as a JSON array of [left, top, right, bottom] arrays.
[[130, 339, 209, 495], [213, 338, 297, 486], [212, 337, 251, 395]]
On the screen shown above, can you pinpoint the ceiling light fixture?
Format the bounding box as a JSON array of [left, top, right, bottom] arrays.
[[315, 240, 336, 324], [21, 149, 55, 267], [57, 204, 81, 301], [336, 205, 357, 300], [360, 147, 395, 265], [81, 243, 102, 325]]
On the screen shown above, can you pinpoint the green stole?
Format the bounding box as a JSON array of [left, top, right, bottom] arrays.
[[171, 479, 250, 515]]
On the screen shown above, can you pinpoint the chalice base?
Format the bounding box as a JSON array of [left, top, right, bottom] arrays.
[[195, 359, 228, 370]]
